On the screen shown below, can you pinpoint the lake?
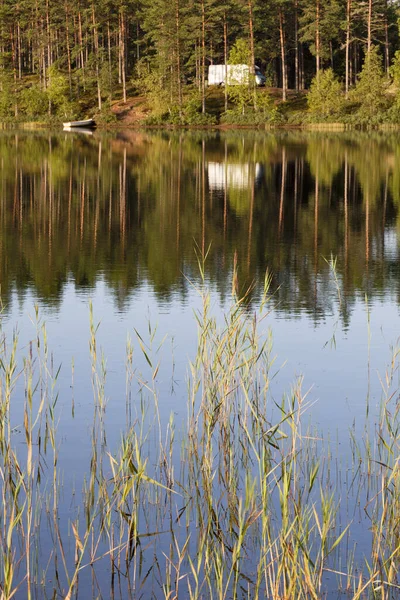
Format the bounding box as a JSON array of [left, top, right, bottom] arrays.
[[0, 129, 399, 599]]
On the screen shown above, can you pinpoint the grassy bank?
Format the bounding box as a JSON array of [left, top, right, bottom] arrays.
[[0, 279, 399, 599], [2, 83, 400, 131]]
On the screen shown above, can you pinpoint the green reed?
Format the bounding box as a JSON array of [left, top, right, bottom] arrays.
[[0, 279, 399, 599]]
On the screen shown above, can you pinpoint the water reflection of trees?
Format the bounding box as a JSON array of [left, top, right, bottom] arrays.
[[1, 130, 400, 321]]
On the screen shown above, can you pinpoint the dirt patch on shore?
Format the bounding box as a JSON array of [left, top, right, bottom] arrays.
[[111, 96, 150, 126]]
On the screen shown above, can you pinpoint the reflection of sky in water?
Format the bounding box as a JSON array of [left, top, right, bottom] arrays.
[[2, 269, 399, 600], [3, 280, 398, 461]]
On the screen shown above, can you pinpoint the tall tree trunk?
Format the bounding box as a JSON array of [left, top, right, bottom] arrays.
[[119, 10, 127, 102], [92, 4, 102, 110], [384, 0, 389, 75], [345, 0, 351, 98], [17, 21, 22, 79], [247, 0, 257, 109], [223, 12, 228, 112], [46, 0, 51, 70], [315, 0, 321, 74], [11, 28, 18, 116], [65, 3, 72, 94], [299, 42, 304, 89], [201, 0, 206, 114], [175, 0, 182, 117], [294, 0, 299, 91], [367, 0, 372, 53], [107, 21, 112, 101], [195, 42, 200, 90], [279, 9, 287, 101], [78, 7, 85, 89]]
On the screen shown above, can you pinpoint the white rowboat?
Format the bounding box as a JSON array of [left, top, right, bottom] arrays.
[[63, 118, 96, 128]]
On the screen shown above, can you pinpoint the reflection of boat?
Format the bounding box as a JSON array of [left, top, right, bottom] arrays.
[[207, 162, 263, 190], [63, 127, 94, 136], [63, 118, 96, 129]]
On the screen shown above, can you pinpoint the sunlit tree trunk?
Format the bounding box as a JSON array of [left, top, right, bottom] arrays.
[[78, 7, 85, 89], [92, 4, 102, 110], [247, 0, 257, 108], [65, 3, 72, 94], [345, 0, 351, 98], [119, 10, 127, 102], [175, 0, 182, 117], [294, 0, 299, 90], [315, 0, 320, 74], [279, 9, 287, 101], [17, 21, 22, 79], [201, 0, 206, 114], [223, 12, 228, 112], [367, 0, 372, 53], [107, 21, 113, 101], [384, 0, 389, 75]]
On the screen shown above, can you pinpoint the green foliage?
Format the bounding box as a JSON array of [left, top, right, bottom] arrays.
[[144, 90, 216, 125], [94, 102, 118, 125], [390, 50, 400, 109], [135, 59, 171, 118], [307, 69, 344, 120], [299, 0, 343, 67], [19, 86, 48, 118], [229, 38, 251, 65], [47, 65, 74, 117], [350, 47, 389, 123], [0, 71, 14, 118], [0, 0, 399, 128], [223, 87, 276, 124], [221, 106, 280, 126], [99, 62, 117, 101], [227, 84, 254, 114], [181, 91, 216, 125], [390, 50, 400, 88]]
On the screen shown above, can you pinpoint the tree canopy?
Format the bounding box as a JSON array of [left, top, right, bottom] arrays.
[[0, 0, 399, 122]]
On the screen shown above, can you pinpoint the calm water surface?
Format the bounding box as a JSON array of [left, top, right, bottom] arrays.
[[1, 129, 400, 598]]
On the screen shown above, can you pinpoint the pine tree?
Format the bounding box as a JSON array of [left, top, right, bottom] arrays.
[[307, 68, 344, 117], [299, 0, 344, 75], [351, 45, 388, 120]]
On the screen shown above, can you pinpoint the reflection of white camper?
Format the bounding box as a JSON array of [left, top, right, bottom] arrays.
[[208, 162, 263, 191], [208, 64, 266, 87]]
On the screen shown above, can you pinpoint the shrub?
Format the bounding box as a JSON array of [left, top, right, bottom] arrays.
[[181, 91, 216, 125], [0, 68, 18, 119], [220, 106, 280, 126], [350, 46, 389, 123], [307, 69, 344, 120], [19, 87, 48, 118], [221, 88, 279, 125], [94, 103, 118, 125]]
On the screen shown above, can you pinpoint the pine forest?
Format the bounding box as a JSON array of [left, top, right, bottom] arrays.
[[1, 0, 400, 125]]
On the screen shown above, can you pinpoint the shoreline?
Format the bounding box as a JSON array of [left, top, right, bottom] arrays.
[[2, 121, 400, 131]]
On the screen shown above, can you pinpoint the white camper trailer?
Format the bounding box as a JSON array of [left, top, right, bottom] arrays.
[[208, 64, 266, 87]]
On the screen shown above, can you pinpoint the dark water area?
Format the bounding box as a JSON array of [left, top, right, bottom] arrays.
[[0, 129, 400, 599]]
